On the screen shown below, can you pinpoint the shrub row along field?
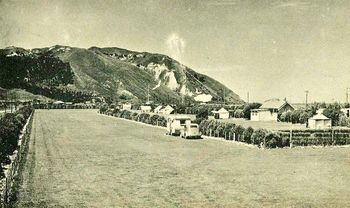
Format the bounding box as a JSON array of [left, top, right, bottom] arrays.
[[199, 119, 350, 148], [100, 107, 167, 127], [0, 106, 34, 178]]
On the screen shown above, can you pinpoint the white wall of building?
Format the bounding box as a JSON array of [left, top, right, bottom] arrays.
[[251, 110, 278, 121]]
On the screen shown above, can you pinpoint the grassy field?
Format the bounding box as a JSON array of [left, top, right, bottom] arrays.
[[15, 109, 350, 207], [220, 118, 307, 131]]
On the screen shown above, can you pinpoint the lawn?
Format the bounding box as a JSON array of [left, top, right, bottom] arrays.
[[15, 109, 350, 207]]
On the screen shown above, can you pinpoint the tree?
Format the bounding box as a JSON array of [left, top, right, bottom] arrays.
[[323, 103, 342, 126], [243, 127, 254, 143]]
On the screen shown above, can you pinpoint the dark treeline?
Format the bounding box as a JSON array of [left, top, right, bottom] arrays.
[[0, 52, 94, 102]]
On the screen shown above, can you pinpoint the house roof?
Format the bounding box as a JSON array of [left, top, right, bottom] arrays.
[[154, 105, 163, 111], [163, 105, 174, 111], [260, 99, 293, 110], [53, 101, 64, 104], [212, 107, 229, 114], [309, 113, 330, 120], [140, 105, 151, 110]]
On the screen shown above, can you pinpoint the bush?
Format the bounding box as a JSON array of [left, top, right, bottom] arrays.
[[265, 132, 282, 148], [234, 125, 245, 141], [99, 103, 109, 114], [251, 128, 267, 146], [0, 106, 34, 177], [242, 127, 254, 144]]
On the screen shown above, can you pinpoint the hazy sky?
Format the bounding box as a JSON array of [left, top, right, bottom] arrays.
[[1, 0, 350, 103]]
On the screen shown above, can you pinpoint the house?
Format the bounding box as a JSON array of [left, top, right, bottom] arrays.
[[160, 105, 174, 115], [154, 105, 163, 113], [250, 99, 294, 121], [121, 103, 132, 110], [341, 108, 350, 118], [308, 113, 331, 129], [140, 105, 152, 113], [211, 108, 229, 119]]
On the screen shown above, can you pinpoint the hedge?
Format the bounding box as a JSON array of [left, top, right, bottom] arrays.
[[0, 106, 34, 178], [99, 107, 167, 127]]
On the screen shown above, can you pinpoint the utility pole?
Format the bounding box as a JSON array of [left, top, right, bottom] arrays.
[[247, 92, 250, 103], [346, 88, 350, 104], [147, 84, 150, 104], [223, 88, 226, 105], [305, 90, 309, 108]]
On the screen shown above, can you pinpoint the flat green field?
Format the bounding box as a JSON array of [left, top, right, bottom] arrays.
[[16, 110, 350, 207]]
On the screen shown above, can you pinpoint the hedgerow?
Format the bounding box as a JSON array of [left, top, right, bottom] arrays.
[[0, 106, 34, 178]]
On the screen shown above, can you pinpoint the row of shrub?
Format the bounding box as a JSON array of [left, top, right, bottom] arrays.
[[198, 120, 289, 148], [101, 108, 167, 127], [0, 106, 34, 178], [200, 118, 350, 148]]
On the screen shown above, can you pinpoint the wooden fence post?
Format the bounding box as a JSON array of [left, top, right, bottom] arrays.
[[331, 129, 334, 145], [225, 132, 227, 140], [229, 132, 231, 140], [290, 130, 293, 148], [233, 133, 236, 141]]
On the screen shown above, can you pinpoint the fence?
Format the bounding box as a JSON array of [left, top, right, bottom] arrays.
[[280, 129, 350, 147], [0, 111, 34, 207]]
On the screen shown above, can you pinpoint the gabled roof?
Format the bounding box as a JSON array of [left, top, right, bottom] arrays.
[[154, 105, 163, 111], [260, 99, 294, 110], [212, 107, 229, 114], [309, 113, 330, 120], [163, 105, 174, 111]]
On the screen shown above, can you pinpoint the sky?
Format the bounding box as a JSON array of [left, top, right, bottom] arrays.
[[1, 0, 350, 103]]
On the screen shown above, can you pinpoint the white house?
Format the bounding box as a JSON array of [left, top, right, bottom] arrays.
[[154, 105, 163, 113], [140, 105, 152, 113], [121, 103, 132, 110], [341, 108, 350, 118], [160, 105, 174, 115], [211, 108, 229, 119], [308, 113, 332, 129], [250, 99, 294, 121]]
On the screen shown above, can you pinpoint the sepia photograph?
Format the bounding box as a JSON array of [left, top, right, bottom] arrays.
[[0, 0, 350, 207]]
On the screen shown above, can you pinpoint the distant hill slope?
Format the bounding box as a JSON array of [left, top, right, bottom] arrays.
[[0, 45, 244, 104]]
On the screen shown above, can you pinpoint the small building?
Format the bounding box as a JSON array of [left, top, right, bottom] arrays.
[[251, 99, 294, 121], [341, 108, 350, 118], [308, 113, 332, 129], [160, 105, 174, 115], [211, 108, 229, 119], [140, 105, 152, 113], [154, 105, 163, 113], [121, 103, 132, 110]]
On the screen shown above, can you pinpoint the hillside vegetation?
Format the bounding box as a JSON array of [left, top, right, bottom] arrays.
[[0, 45, 243, 104]]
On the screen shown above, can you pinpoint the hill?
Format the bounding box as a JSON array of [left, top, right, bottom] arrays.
[[0, 45, 244, 104]]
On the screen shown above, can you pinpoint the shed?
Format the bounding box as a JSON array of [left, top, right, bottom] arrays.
[[341, 108, 350, 118], [140, 105, 152, 113], [308, 113, 332, 129], [211, 108, 229, 119], [122, 103, 132, 110], [160, 105, 174, 115], [154, 105, 163, 113]]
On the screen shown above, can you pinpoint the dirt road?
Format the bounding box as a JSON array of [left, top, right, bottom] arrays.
[[16, 110, 350, 207]]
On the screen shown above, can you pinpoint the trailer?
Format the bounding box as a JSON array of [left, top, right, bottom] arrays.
[[166, 115, 191, 136]]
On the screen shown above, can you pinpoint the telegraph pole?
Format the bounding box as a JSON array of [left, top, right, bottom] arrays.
[[305, 90, 309, 108], [147, 84, 150, 104], [247, 92, 250, 103], [346, 88, 350, 104]]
